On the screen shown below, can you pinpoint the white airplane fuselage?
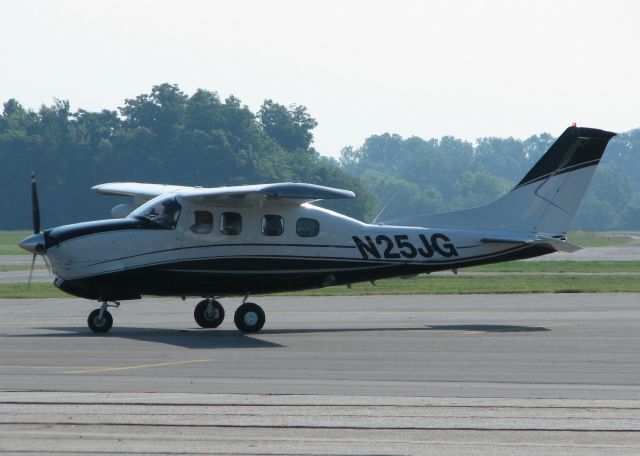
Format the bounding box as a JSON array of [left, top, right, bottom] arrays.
[[41, 200, 549, 302]]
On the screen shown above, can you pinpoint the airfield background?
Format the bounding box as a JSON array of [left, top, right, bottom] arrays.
[[1, 83, 639, 230]]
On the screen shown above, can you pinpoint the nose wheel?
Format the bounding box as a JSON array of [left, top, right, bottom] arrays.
[[194, 298, 225, 328], [87, 301, 117, 333]]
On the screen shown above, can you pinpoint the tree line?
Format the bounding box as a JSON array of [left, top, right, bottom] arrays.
[[0, 84, 373, 229], [340, 129, 640, 229], [1, 83, 638, 231]]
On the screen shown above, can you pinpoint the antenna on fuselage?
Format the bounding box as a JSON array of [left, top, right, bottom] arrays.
[[371, 196, 396, 225]]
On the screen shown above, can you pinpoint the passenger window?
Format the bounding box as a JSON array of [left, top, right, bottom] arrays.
[[262, 215, 284, 236], [220, 212, 242, 235], [190, 210, 213, 234], [296, 218, 319, 237]]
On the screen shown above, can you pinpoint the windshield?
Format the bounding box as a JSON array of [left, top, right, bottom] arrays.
[[129, 195, 182, 229]]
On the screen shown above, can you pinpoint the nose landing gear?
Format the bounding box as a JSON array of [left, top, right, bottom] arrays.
[[87, 301, 119, 333]]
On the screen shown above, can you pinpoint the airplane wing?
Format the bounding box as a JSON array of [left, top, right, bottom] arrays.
[[178, 183, 355, 206], [481, 236, 581, 253], [93, 182, 355, 206], [92, 182, 192, 204]]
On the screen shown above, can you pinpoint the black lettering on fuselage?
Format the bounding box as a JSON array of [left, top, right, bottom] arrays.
[[395, 234, 418, 258], [352, 235, 380, 259], [376, 235, 400, 259], [353, 233, 458, 260], [418, 234, 434, 258], [431, 233, 458, 257]]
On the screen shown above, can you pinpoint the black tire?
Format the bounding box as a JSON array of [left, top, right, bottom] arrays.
[[87, 309, 113, 333], [194, 299, 225, 328], [234, 302, 265, 333]]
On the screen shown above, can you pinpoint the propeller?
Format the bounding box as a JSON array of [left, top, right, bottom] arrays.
[[18, 173, 49, 286], [31, 173, 40, 234], [27, 173, 41, 286]]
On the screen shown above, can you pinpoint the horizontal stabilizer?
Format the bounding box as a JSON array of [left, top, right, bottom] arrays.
[[481, 236, 582, 253]]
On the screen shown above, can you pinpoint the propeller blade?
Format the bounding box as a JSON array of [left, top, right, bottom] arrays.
[[27, 254, 36, 287], [42, 255, 52, 274], [31, 173, 41, 234]]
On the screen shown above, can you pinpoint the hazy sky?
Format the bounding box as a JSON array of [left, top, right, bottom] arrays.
[[2, 0, 639, 157]]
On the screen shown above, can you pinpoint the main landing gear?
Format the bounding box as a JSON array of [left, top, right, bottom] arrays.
[[194, 298, 225, 328], [194, 295, 265, 333], [87, 301, 118, 333]]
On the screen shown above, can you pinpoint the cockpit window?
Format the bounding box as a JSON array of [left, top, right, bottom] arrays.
[[129, 196, 182, 229]]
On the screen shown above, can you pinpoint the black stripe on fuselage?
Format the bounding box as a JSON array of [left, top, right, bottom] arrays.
[[45, 218, 163, 247], [76, 241, 521, 282], [86, 242, 358, 267], [54, 244, 554, 301]]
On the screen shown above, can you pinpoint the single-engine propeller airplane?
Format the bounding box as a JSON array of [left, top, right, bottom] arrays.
[[19, 125, 615, 333]]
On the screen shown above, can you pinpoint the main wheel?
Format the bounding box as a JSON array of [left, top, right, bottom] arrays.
[[194, 299, 225, 328], [88, 309, 113, 333], [234, 302, 265, 333]]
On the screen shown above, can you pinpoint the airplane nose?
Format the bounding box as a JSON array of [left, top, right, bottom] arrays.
[[19, 232, 45, 254]]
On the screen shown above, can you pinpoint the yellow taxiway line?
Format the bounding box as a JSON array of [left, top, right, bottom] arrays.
[[64, 359, 211, 374], [0, 359, 211, 374]]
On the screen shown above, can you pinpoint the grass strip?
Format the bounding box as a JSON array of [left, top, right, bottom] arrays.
[[2, 274, 638, 299], [277, 274, 640, 296], [0, 265, 47, 272], [0, 283, 67, 299], [566, 231, 633, 248], [0, 246, 29, 255], [0, 230, 31, 255], [467, 261, 640, 273]]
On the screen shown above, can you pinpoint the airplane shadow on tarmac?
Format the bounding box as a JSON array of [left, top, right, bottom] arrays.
[[8, 323, 550, 349], [423, 324, 550, 333], [253, 324, 550, 335], [10, 327, 284, 349]]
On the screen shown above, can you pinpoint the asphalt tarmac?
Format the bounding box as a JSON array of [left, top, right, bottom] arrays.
[[0, 294, 639, 454]]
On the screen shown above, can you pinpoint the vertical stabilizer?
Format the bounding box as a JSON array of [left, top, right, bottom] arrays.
[[383, 126, 616, 234]]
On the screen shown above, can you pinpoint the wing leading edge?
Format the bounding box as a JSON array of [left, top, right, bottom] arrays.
[[93, 182, 355, 206]]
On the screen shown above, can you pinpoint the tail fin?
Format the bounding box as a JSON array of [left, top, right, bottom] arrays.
[[383, 126, 616, 234]]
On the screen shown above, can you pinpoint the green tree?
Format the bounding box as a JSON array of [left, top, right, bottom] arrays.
[[259, 100, 318, 154]]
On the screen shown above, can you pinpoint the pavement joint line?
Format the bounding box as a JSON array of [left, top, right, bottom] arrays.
[[3, 400, 640, 410], [62, 359, 212, 374], [2, 421, 640, 432], [0, 365, 88, 369]]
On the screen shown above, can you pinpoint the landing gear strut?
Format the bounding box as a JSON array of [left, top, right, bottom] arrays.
[[234, 295, 265, 333], [194, 298, 225, 328], [87, 301, 118, 333]]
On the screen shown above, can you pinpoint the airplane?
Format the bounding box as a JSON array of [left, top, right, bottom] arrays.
[[19, 125, 616, 333]]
